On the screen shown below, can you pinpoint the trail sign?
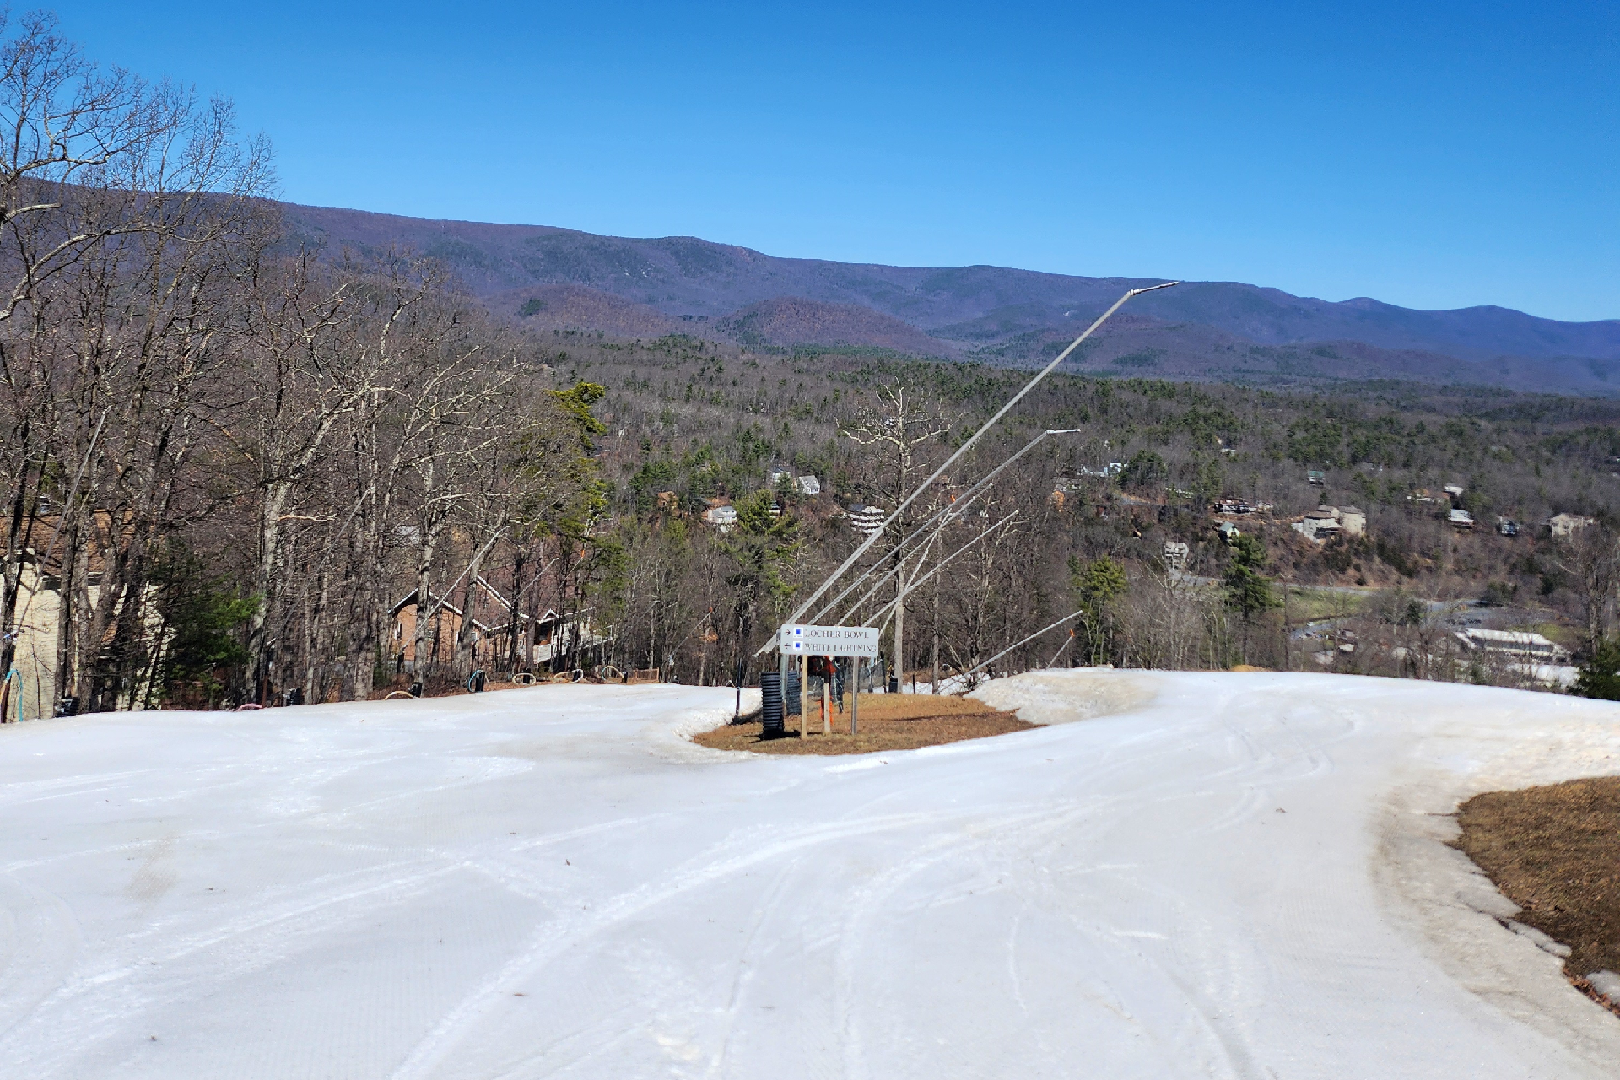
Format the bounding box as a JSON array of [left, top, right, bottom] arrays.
[[778, 624, 880, 657]]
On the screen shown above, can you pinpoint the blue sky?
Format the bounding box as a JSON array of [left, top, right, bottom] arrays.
[[50, 1, 1619, 321]]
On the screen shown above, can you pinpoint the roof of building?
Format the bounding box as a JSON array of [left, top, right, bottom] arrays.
[[1464, 628, 1556, 647], [387, 589, 498, 633], [14, 511, 138, 579]]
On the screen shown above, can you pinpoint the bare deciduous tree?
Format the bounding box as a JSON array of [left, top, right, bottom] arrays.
[[840, 382, 951, 680]]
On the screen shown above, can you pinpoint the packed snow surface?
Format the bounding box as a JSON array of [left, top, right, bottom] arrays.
[[4, 671, 1620, 1079]]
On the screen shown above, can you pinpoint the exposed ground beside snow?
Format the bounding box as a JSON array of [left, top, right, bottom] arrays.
[[3, 673, 1620, 1079]]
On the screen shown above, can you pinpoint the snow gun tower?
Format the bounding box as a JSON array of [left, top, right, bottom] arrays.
[[757, 283, 1178, 717]]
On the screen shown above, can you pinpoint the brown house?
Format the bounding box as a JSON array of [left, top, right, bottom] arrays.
[[388, 577, 609, 675], [388, 589, 496, 673]]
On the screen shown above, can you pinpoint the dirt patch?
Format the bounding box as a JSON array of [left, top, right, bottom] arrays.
[[1455, 776, 1620, 1014], [692, 693, 1034, 755]]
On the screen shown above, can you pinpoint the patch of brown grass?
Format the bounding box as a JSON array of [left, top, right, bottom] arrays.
[[693, 692, 1034, 755], [1455, 776, 1620, 1008]]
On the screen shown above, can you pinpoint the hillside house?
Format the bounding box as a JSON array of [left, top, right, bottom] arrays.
[[8, 556, 76, 721], [1454, 628, 1568, 664], [494, 607, 609, 667], [701, 501, 738, 531], [1049, 477, 1088, 512], [389, 589, 495, 672], [847, 504, 885, 538], [1448, 509, 1475, 530], [1053, 476, 1087, 497], [1291, 507, 1341, 542], [1546, 513, 1595, 539], [1162, 541, 1190, 571], [390, 580, 607, 674]]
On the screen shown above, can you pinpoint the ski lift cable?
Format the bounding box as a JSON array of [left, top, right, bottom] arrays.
[[808, 427, 1081, 624], [851, 512, 1021, 626], [966, 608, 1087, 676], [847, 511, 1020, 626], [1046, 629, 1076, 669], [762, 282, 1175, 655], [835, 524, 950, 627], [837, 524, 945, 627], [810, 499, 954, 626], [808, 467, 996, 625]]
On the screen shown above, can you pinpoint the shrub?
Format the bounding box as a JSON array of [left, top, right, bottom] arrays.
[[1118, 449, 1167, 491], [1573, 637, 1620, 701]]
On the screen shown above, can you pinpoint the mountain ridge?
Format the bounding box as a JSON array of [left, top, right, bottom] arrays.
[[278, 201, 1620, 394]]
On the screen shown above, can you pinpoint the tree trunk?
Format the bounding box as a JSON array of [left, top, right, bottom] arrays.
[[892, 563, 906, 685]]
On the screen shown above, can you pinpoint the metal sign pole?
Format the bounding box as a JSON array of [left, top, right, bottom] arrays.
[[799, 653, 809, 738], [851, 659, 859, 735], [779, 646, 789, 727]]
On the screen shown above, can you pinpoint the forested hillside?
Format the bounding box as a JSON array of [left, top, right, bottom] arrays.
[[520, 329, 1619, 689]]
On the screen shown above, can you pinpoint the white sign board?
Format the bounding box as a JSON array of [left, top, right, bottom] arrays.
[[778, 624, 880, 657]]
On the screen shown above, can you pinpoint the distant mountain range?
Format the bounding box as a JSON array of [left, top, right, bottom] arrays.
[[280, 202, 1620, 394]]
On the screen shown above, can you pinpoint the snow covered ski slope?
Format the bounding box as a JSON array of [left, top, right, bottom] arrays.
[[3, 672, 1619, 1078]]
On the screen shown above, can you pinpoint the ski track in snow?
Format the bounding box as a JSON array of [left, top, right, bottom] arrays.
[[1, 673, 1619, 1078]]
